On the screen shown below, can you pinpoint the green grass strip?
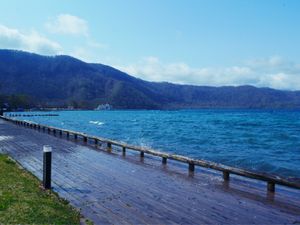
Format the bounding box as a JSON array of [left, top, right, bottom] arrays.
[[0, 154, 81, 224]]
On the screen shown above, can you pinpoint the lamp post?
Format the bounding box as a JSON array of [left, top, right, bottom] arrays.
[[43, 145, 52, 189]]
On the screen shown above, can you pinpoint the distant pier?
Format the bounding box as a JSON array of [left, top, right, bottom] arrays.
[[7, 113, 59, 117]]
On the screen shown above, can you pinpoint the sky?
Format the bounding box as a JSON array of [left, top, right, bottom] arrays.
[[1, 0, 300, 90]]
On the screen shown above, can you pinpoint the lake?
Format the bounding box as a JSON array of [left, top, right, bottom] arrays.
[[14, 109, 300, 178]]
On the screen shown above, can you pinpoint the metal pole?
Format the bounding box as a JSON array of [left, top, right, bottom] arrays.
[[43, 145, 52, 189]]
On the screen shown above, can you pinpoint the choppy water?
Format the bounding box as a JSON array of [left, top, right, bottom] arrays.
[[13, 110, 300, 178]]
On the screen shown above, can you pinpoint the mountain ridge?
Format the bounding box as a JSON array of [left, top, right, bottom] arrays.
[[0, 49, 300, 109]]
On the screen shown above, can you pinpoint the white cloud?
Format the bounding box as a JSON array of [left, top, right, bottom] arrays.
[[44, 13, 107, 61], [115, 56, 300, 90], [0, 24, 62, 55], [45, 14, 89, 36]]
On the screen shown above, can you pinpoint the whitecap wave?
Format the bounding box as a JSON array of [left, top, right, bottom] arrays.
[[89, 121, 104, 126]]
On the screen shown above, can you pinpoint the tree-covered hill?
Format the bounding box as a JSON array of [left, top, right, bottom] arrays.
[[1, 49, 300, 109]]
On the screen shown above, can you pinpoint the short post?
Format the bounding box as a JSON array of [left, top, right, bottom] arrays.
[[122, 147, 126, 155], [74, 134, 77, 140], [83, 136, 87, 143], [162, 157, 167, 164], [189, 163, 195, 172], [59, 130, 62, 136], [43, 145, 52, 189], [267, 182, 275, 192], [140, 151, 144, 157], [223, 171, 230, 181], [48, 128, 51, 133], [66, 132, 69, 138], [107, 142, 112, 152], [94, 139, 98, 145]]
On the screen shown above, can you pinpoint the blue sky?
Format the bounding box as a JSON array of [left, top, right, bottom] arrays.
[[1, 0, 300, 89]]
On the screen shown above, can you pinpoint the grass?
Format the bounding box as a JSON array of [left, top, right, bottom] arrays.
[[0, 154, 81, 224]]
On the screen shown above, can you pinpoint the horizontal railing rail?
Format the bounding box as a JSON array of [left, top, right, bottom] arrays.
[[1, 115, 299, 193]]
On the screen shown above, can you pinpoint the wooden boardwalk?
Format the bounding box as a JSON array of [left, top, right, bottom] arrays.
[[0, 119, 299, 224]]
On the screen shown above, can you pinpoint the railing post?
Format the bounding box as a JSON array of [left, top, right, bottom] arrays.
[[162, 157, 167, 164], [94, 139, 98, 145], [223, 171, 230, 181], [59, 130, 62, 136], [74, 134, 77, 140], [189, 163, 195, 172], [267, 182, 275, 192], [107, 142, 112, 152], [140, 151, 144, 157], [122, 147, 126, 155], [43, 145, 52, 190], [83, 136, 87, 143]]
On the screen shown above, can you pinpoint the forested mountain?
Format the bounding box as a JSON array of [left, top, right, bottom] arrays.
[[1, 49, 300, 109]]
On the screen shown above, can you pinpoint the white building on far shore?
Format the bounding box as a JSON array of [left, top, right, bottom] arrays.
[[94, 103, 112, 110]]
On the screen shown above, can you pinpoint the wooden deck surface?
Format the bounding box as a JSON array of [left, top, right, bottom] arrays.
[[0, 119, 299, 224]]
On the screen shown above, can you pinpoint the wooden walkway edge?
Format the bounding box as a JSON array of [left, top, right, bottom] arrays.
[[2, 115, 300, 192]]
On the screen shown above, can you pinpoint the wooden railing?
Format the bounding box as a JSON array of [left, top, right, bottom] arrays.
[[1, 115, 300, 193]]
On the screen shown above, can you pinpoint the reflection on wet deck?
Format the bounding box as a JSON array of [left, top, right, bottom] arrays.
[[0, 120, 299, 224]]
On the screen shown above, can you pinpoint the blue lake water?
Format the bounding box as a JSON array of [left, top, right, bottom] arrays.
[[15, 110, 300, 178]]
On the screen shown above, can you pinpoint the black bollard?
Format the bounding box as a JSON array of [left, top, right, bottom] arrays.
[[43, 145, 52, 189]]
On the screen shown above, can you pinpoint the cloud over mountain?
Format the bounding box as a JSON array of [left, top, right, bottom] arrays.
[[45, 14, 89, 36], [116, 56, 300, 90], [0, 24, 61, 55]]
